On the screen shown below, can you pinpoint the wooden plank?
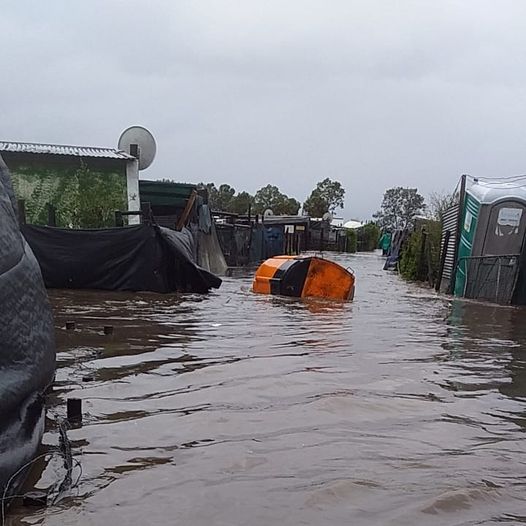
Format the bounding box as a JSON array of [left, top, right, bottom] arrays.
[[176, 190, 198, 231]]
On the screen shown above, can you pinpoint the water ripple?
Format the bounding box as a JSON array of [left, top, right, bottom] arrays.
[[9, 252, 526, 526]]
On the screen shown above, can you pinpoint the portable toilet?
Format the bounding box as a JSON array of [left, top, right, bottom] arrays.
[[454, 180, 526, 303]]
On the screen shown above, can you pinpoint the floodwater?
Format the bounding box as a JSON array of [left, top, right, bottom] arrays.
[[8, 252, 526, 525]]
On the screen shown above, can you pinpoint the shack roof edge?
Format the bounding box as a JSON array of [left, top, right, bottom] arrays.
[[0, 140, 135, 161]]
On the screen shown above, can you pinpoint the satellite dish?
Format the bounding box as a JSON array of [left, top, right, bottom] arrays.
[[322, 212, 333, 223], [264, 208, 274, 218], [118, 126, 156, 170]]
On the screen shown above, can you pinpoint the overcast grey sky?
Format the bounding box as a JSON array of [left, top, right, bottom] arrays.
[[2, 1, 526, 219]]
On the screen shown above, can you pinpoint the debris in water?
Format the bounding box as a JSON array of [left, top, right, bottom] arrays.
[[252, 255, 355, 301]]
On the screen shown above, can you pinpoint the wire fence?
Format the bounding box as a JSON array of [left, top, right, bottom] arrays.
[[1, 419, 82, 525], [458, 254, 521, 304]]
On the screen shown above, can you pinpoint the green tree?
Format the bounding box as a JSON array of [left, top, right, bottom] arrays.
[[303, 178, 345, 217], [373, 187, 425, 231], [281, 197, 301, 215], [198, 182, 219, 208], [357, 223, 380, 251], [302, 192, 327, 218], [345, 229, 357, 253], [254, 184, 300, 215], [197, 182, 236, 211], [229, 191, 255, 215], [399, 220, 442, 285], [215, 184, 236, 211]]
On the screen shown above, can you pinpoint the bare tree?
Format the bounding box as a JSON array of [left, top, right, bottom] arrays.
[[428, 190, 458, 222]]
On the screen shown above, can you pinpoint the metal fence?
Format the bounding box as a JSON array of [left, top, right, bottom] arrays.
[[215, 224, 252, 266], [458, 254, 520, 304]]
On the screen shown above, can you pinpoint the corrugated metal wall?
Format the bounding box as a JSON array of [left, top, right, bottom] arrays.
[[440, 204, 459, 291]]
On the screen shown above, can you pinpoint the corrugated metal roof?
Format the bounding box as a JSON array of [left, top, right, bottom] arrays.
[[0, 141, 135, 160]]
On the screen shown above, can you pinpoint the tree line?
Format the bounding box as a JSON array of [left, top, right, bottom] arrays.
[[199, 180, 454, 227], [196, 178, 345, 217], [374, 186, 457, 231], [158, 176, 455, 228]]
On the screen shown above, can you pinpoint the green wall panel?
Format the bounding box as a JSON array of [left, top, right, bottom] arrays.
[[11, 162, 127, 228], [454, 192, 481, 296]]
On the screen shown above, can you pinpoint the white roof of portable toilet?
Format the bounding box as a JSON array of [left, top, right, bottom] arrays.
[[343, 219, 364, 229], [467, 179, 526, 205]]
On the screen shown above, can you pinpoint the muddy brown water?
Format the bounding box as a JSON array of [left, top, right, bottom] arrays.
[[7, 252, 526, 525]]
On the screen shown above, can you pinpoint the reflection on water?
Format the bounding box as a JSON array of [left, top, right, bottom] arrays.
[[7, 252, 526, 525]]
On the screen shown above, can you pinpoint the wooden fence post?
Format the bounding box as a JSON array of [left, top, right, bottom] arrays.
[[18, 199, 26, 225], [46, 203, 56, 226]]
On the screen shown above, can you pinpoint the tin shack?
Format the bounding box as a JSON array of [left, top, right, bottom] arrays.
[[0, 140, 139, 227]]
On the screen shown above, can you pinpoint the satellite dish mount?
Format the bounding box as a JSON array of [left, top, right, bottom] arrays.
[[118, 126, 157, 171]]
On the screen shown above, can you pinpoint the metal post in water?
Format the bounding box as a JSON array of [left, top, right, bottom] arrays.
[[496, 257, 501, 304], [67, 398, 82, 424]]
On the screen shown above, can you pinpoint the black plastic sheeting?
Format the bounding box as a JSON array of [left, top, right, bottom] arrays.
[[0, 155, 56, 496], [22, 224, 222, 293]]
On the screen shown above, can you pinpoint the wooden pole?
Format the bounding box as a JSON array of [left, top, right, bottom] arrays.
[[418, 229, 428, 281], [47, 203, 56, 227], [115, 211, 124, 227], [176, 190, 198, 231], [18, 199, 26, 225], [426, 235, 434, 286]]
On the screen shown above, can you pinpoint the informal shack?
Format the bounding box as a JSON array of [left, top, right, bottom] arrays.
[[0, 140, 223, 293], [0, 140, 139, 227]]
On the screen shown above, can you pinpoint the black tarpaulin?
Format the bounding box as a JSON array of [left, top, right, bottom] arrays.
[[0, 155, 56, 496], [0, 155, 55, 417], [22, 224, 222, 293], [158, 226, 222, 291]]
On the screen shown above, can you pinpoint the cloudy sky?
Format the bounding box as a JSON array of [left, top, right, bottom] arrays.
[[2, 1, 526, 219]]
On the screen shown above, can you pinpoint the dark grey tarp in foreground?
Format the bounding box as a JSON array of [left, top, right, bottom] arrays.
[[0, 155, 56, 497], [22, 224, 222, 293]]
